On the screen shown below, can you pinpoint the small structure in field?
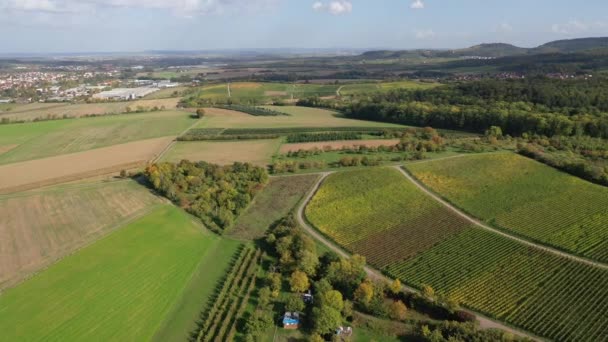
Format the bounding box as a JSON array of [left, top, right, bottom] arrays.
[[336, 326, 353, 337], [302, 290, 314, 304], [282, 312, 300, 329]]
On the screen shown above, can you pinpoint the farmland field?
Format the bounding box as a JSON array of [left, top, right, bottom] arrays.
[[229, 174, 320, 240], [305, 167, 608, 341], [305, 168, 472, 266], [196, 106, 406, 129], [0, 98, 179, 121], [0, 179, 161, 290], [0, 110, 194, 164], [407, 153, 608, 262], [194, 82, 339, 101], [387, 228, 608, 342], [0, 137, 172, 193], [161, 139, 281, 166], [0, 205, 228, 341]]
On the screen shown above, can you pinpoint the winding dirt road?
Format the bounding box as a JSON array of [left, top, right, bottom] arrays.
[[394, 166, 608, 271], [295, 172, 542, 341]]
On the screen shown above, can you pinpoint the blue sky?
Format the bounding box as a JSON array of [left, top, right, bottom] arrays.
[[0, 0, 607, 53]]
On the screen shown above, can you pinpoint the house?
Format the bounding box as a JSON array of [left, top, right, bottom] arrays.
[[336, 326, 353, 337], [282, 312, 300, 330], [302, 290, 314, 304]]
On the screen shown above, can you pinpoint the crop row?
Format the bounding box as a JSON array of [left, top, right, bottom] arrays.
[[386, 229, 608, 342], [194, 246, 252, 341], [407, 153, 608, 263], [286, 132, 363, 143], [179, 126, 402, 141]]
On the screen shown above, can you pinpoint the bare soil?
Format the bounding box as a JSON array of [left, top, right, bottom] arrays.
[[0, 137, 172, 194]]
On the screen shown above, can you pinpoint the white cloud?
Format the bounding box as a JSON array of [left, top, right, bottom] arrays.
[[497, 22, 513, 33], [410, 0, 424, 9], [312, 0, 352, 15], [551, 19, 608, 34], [414, 29, 435, 39]]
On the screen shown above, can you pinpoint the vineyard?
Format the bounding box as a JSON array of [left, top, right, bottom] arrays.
[[193, 246, 262, 342], [305, 168, 472, 266], [305, 167, 608, 341], [386, 228, 608, 342], [407, 153, 608, 263]]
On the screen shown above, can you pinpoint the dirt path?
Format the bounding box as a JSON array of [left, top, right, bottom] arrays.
[[227, 83, 232, 98], [336, 86, 344, 97], [394, 166, 608, 271], [151, 116, 202, 163], [295, 172, 541, 341]]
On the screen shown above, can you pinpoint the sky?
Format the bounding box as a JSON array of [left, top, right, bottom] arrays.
[[0, 0, 607, 53]]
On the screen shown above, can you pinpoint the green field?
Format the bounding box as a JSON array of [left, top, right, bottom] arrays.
[[407, 153, 608, 262], [229, 174, 320, 240], [0, 205, 235, 341], [306, 168, 472, 267], [0, 179, 161, 290], [197, 105, 407, 130], [194, 82, 339, 101], [0, 111, 195, 164], [305, 167, 608, 341]]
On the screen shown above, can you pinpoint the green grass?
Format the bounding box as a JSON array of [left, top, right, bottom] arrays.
[[340, 80, 440, 95], [194, 82, 339, 101], [305, 168, 471, 267], [152, 237, 242, 342], [0, 205, 224, 341], [407, 152, 608, 262], [229, 174, 320, 240], [0, 111, 195, 164]]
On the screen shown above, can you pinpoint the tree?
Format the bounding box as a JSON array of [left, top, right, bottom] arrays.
[[313, 306, 342, 335], [258, 287, 272, 308], [389, 279, 402, 296], [285, 294, 305, 312], [321, 290, 344, 311], [388, 300, 408, 321], [196, 108, 205, 118], [290, 270, 310, 293], [267, 272, 282, 295], [422, 284, 435, 300], [354, 281, 374, 306], [342, 300, 354, 320], [309, 334, 325, 342]]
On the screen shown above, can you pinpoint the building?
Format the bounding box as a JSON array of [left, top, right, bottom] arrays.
[[282, 312, 300, 330], [92, 87, 159, 101]]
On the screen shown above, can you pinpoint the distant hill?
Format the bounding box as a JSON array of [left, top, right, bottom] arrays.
[[532, 37, 608, 54], [360, 37, 608, 59]]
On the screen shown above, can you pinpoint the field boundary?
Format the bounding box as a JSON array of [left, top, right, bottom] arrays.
[[0, 203, 163, 292], [296, 169, 543, 341], [0, 160, 146, 195], [396, 165, 608, 270]]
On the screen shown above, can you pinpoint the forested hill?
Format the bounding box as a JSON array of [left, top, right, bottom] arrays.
[[360, 37, 608, 59]]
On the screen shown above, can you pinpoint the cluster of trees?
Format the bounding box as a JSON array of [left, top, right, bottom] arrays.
[[286, 132, 362, 143], [145, 161, 268, 233], [124, 105, 166, 113], [518, 135, 608, 186], [339, 77, 608, 138], [417, 321, 532, 342]]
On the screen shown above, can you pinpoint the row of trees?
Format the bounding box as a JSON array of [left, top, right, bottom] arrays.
[[145, 161, 268, 233]]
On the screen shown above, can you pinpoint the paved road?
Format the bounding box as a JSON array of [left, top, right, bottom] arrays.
[[295, 172, 542, 341], [394, 166, 608, 271]]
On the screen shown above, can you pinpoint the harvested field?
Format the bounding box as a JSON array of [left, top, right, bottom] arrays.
[[0, 144, 17, 155], [0, 180, 161, 290], [265, 91, 288, 96], [229, 174, 320, 240], [280, 139, 400, 153], [0, 111, 193, 164], [0, 137, 172, 194], [161, 139, 281, 166], [0, 205, 220, 341]]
